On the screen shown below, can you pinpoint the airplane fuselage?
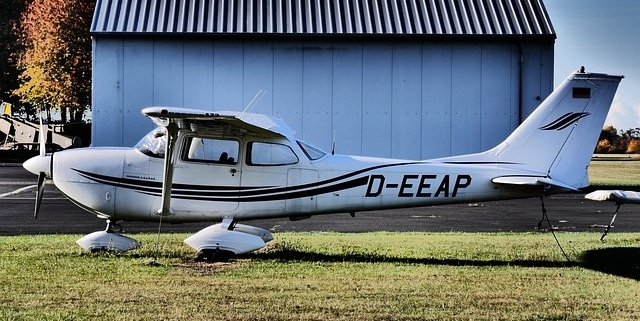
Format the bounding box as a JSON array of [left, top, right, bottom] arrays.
[[51, 131, 540, 224]]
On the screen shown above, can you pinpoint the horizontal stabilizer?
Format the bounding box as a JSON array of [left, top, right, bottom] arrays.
[[492, 176, 579, 191], [585, 190, 640, 204]]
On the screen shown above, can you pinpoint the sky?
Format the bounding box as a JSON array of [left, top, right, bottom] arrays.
[[544, 0, 640, 131]]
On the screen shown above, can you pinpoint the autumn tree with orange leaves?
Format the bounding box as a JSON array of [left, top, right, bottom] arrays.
[[14, 0, 93, 122], [596, 125, 640, 154]]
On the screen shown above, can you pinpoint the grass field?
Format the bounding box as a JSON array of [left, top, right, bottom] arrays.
[[1, 156, 639, 320], [1, 232, 639, 320], [589, 154, 640, 186]]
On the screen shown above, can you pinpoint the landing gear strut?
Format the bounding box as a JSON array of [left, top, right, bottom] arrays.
[[105, 219, 124, 233], [600, 203, 621, 242]]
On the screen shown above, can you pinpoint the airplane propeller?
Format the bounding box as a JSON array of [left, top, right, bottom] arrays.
[[22, 111, 52, 219]]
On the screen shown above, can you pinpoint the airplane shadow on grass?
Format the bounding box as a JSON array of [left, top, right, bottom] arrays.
[[249, 247, 640, 281], [579, 247, 640, 281]]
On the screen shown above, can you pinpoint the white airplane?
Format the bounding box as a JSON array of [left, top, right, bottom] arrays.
[[20, 69, 623, 259], [585, 189, 640, 240]]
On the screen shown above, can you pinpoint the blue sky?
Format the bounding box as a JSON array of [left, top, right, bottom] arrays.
[[544, 0, 640, 131]]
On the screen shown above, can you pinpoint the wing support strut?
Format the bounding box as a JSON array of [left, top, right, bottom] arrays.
[[158, 123, 178, 217], [600, 203, 621, 242]]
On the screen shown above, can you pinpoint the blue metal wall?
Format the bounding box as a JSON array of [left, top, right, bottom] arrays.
[[92, 38, 553, 159]]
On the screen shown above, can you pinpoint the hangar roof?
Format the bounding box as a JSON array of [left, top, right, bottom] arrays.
[[91, 0, 555, 38]]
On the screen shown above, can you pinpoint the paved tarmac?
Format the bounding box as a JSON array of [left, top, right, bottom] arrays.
[[1, 163, 639, 237]]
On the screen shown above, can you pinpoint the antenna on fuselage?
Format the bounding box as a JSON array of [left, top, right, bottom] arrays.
[[331, 129, 336, 155]]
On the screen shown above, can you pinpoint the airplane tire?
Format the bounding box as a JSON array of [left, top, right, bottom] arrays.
[[195, 248, 236, 262]]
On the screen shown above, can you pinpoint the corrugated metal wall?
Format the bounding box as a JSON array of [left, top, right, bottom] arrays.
[[92, 38, 553, 159], [91, 0, 554, 36], [90, 0, 555, 158]]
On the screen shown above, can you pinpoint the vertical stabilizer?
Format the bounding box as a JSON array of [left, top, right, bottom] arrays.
[[497, 71, 622, 188], [443, 70, 623, 190]]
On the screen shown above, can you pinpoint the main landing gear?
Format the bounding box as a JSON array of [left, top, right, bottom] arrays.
[[76, 219, 140, 252], [74, 218, 273, 262], [185, 218, 274, 262]]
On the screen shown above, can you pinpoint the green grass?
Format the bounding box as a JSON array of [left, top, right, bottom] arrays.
[[1, 156, 638, 320], [589, 155, 640, 186], [2, 232, 640, 320]]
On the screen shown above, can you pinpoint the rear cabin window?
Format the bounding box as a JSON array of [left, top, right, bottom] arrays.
[[182, 137, 239, 165], [247, 142, 298, 166]]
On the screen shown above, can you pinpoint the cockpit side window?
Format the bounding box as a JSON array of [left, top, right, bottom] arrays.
[[182, 137, 239, 165], [247, 142, 298, 166]]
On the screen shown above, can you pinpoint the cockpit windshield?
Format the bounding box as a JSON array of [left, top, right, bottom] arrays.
[[297, 140, 327, 160], [134, 126, 167, 158]]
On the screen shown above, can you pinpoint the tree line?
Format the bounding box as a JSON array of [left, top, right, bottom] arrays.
[[596, 125, 640, 154], [0, 0, 92, 123]]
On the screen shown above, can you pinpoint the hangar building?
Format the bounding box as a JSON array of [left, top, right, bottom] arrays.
[[90, 0, 555, 159]]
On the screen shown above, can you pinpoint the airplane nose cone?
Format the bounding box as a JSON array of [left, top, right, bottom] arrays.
[[23, 155, 52, 177]]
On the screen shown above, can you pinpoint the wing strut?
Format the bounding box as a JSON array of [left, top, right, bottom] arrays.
[[158, 123, 178, 217], [600, 203, 621, 242]]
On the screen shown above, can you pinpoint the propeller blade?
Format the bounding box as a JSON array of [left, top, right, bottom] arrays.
[[34, 172, 46, 219]]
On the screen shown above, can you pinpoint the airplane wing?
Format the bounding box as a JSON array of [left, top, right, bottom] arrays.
[[585, 190, 640, 204], [142, 107, 296, 138], [491, 176, 579, 191]]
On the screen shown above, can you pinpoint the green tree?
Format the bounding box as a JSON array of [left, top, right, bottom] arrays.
[[13, 0, 93, 122]]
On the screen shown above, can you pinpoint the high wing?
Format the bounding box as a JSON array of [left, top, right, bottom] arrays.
[[142, 107, 296, 139], [585, 190, 640, 205]]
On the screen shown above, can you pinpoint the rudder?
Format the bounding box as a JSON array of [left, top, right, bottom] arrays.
[[492, 70, 623, 188]]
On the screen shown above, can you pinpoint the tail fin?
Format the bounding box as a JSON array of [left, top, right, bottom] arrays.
[[445, 70, 623, 190]]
